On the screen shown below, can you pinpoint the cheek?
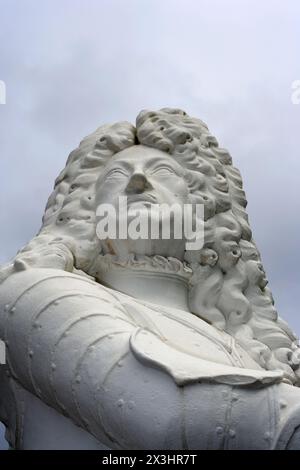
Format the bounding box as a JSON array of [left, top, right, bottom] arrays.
[[96, 180, 128, 203], [154, 177, 189, 201], [168, 178, 189, 197]]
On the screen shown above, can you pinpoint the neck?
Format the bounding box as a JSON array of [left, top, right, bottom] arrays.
[[96, 257, 191, 311]]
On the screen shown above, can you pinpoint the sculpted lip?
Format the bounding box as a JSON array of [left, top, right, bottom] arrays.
[[127, 194, 157, 204]]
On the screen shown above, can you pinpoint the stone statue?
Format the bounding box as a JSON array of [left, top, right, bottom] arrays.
[[1, 108, 300, 450]]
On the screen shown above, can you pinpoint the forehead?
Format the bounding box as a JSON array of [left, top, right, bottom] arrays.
[[106, 144, 180, 169]]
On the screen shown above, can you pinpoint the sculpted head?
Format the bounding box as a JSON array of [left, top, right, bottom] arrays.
[[3, 107, 300, 385]]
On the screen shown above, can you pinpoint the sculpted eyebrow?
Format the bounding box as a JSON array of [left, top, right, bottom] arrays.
[[145, 158, 168, 168], [147, 158, 183, 174]]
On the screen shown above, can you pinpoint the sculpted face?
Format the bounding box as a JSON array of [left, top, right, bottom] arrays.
[[96, 144, 188, 206], [95, 145, 190, 259]]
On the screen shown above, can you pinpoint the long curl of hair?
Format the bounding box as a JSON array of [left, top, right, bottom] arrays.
[[4, 108, 300, 385]]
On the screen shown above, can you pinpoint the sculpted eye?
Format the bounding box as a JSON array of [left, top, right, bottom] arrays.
[[105, 169, 128, 179], [150, 166, 176, 176]]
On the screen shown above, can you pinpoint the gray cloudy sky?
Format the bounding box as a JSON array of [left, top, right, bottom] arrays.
[[0, 0, 299, 449]]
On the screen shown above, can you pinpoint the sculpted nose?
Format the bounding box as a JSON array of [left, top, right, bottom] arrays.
[[125, 172, 153, 194]]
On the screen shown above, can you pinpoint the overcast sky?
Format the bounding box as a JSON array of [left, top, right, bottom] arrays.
[[0, 0, 299, 449]]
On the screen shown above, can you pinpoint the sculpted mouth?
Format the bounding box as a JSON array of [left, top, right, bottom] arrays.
[[127, 194, 157, 205]]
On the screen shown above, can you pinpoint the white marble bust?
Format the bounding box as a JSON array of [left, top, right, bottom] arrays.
[[1, 108, 300, 450]]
